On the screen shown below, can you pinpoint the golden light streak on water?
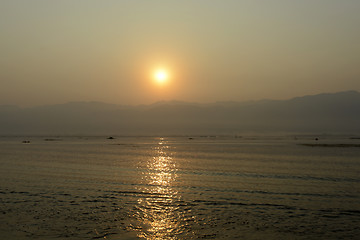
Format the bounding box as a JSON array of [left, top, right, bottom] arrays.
[[134, 138, 186, 240]]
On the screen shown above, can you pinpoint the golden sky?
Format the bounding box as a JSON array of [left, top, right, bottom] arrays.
[[1, 0, 359, 106]]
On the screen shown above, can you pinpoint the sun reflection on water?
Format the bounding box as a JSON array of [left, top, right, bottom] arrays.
[[133, 138, 189, 239]]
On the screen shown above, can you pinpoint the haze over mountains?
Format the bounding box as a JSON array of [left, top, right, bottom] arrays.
[[1, 91, 360, 135]]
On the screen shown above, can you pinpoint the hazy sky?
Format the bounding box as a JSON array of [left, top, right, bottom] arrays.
[[1, 0, 360, 106]]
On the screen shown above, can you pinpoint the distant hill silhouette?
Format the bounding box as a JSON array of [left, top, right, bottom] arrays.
[[1, 91, 360, 135]]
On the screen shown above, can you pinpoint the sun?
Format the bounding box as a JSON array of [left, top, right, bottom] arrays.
[[154, 69, 169, 85]]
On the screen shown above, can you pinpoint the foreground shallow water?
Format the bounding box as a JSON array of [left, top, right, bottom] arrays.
[[0, 136, 359, 239]]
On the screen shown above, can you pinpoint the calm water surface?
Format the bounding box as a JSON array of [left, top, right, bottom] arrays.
[[0, 136, 359, 239]]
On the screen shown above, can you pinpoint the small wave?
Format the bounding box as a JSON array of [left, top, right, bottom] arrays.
[[179, 169, 360, 183]]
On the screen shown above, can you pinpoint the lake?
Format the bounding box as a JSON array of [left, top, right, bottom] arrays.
[[0, 135, 359, 239]]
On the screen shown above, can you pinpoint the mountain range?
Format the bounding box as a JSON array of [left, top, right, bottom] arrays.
[[1, 91, 360, 135]]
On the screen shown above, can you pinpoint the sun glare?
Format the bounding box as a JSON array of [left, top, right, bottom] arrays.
[[154, 69, 168, 85]]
